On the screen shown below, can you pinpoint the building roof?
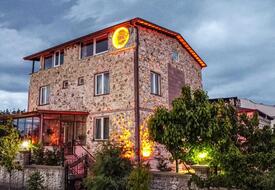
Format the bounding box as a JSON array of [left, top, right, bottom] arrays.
[[23, 17, 206, 68], [0, 109, 89, 120], [238, 108, 273, 120]]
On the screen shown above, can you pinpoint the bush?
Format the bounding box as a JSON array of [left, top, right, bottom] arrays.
[[31, 143, 44, 165], [26, 171, 45, 190], [127, 166, 151, 190], [44, 148, 63, 166], [84, 142, 133, 190], [31, 144, 63, 166]]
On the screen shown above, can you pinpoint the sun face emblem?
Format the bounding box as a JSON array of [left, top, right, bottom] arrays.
[[112, 27, 130, 49]]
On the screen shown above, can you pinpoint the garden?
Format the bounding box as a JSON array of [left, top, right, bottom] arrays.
[[82, 86, 275, 190], [1, 86, 275, 190]]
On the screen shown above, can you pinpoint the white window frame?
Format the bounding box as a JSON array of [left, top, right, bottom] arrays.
[[95, 72, 109, 95], [54, 51, 64, 67], [151, 72, 161, 95], [39, 86, 49, 105], [95, 117, 109, 140], [54, 51, 60, 67]]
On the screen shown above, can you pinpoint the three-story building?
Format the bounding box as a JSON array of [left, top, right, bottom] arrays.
[[2, 18, 206, 162]]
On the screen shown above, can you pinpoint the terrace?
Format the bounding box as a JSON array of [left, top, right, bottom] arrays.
[[0, 110, 88, 155]]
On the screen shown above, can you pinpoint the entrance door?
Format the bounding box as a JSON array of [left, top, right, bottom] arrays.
[[62, 121, 74, 155]]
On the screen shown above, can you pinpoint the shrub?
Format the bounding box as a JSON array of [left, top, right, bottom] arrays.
[[84, 142, 133, 190], [26, 171, 45, 190], [31, 144, 63, 166], [44, 148, 63, 166], [127, 166, 151, 190], [31, 143, 44, 165]]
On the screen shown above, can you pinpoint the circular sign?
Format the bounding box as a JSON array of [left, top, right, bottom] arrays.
[[112, 27, 130, 49]]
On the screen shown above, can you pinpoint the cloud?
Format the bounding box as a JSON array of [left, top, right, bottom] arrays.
[[1, 0, 275, 110], [0, 90, 27, 110]]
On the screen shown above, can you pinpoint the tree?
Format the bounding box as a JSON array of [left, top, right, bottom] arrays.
[[0, 121, 22, 190], [26, 171, 45, 190], [189, 109, 275, 190], [149, 87, 214, 172]]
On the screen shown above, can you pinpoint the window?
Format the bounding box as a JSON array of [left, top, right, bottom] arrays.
[[95, 37, 108, 54], [78, 77, 84, 86], [54, 51, 64, 67], [151, 72, 161, 95], [95, 117, 109, 140], [95, 72, 110, 95], [39, 85, 50, 105], [172, 50, 179, 61], [81, 42, 94, 58], [63, 80, 69, 89], [80, 36, 108, 59], [60, 52, 64, 65], [44, 56, 53, 69]]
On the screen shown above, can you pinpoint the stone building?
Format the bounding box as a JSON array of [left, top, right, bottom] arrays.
[[1, 18, 206, 169], [211, 97, 274, 128]]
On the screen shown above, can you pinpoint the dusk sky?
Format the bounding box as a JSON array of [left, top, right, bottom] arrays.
[[0, 0, 274, 110]]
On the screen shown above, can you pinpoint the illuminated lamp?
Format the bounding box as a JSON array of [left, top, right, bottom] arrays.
[[142, 147, 152, 158], [21, 139, 31, 150], [112, 27, 130, 49], [197, 151, 208, 159]]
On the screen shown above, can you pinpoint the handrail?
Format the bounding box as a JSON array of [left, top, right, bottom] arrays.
[[74, 142, 95, 162]]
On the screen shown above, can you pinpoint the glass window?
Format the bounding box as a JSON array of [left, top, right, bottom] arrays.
[[151, 72, 161, 95], [32, 117, 40, 144], [75, 122, 86, 144], [96, 37, 108, 54], [44, 56, 53, 69], [26, 117, 33, 136], [95, 117, 109, 140], [39, 85, 50, 105], [95, 72, 110, 95], [18, 118, 26, 136], [81, 42, 93, 58], [60, 52, 64, 65], [43, 119, 60, 146]]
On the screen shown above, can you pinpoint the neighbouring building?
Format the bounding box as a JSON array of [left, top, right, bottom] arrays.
[[0, 18, 206, 174], [211, 97, 275, 128]]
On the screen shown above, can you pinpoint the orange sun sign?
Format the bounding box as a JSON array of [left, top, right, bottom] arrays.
[[112, 27, 130, 49]]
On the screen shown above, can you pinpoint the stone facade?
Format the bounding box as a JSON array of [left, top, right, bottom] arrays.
[[150, 172, 235, 190], [27, 21, 203, 162], [0, 165, 64, 190]]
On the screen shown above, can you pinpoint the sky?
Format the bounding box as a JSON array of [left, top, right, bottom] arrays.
[[0, 0, 274, 110]]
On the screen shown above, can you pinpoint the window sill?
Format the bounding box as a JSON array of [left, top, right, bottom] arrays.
[[93, 139, 109, 142], [94, 93, 110, 97], [39, 103, 50, 106], [151, 93, 162, 97]]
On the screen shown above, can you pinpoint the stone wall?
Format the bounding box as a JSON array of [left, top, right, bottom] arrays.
[[0, 165, 64, 190], [27, 24, 203, 159], [151, 172, 233, 190], [138, 26, 203, 167]]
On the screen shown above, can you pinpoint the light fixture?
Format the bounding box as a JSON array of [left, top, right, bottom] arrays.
[[21, 139, 31, 150], [112, 27, 130, 49]]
